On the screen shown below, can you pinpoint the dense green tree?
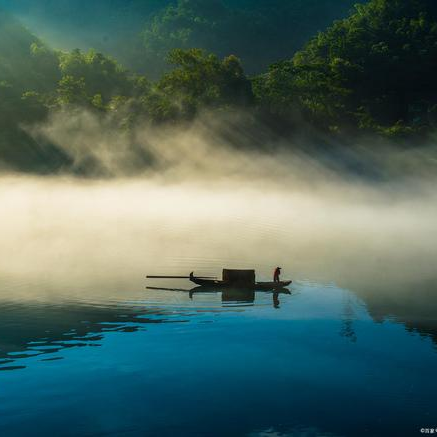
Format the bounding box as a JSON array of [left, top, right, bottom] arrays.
[[252, 61, 296, 117], [155, 48, 253, 119], [1, 0, 359, 77], [3, 0, 437, 173], [57, 49, 133, 106], [266, 0, 437, 135], [141, 0, 358, 77]]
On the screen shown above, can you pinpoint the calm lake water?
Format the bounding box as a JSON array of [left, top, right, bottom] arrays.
[[0, 177, 436, 436]]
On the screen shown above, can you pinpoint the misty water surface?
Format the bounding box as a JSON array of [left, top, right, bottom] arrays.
[[0, 176, 436, 436]]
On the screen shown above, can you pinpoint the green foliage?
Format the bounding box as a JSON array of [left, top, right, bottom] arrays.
[[3, 0, 437, 173], [141, 0, 358, 77], [281, 0, 437, 135], [58, 49, 133, 105], [102, 48, 254, 124], [57, 75, 88, 106], [156, 48, 252, 118], [252, 61, 296, 117]]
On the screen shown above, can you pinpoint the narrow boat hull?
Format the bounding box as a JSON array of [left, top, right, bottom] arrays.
[[190, 277, 291, 290], [256, 281, 292, 290]]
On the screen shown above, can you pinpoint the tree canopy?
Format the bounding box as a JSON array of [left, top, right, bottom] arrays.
[[2, 0, 437, 173], [141, 0, 359, 77], [255, 0, 437, 135]]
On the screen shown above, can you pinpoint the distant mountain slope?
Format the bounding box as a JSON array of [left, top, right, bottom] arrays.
[[0, 11, 68, 172], [2, 1, 435, 175], [0, 1, 168, 73], [0, 11, 60, 92], [0, 0, 360, 77], [141, 0, 360, 76]]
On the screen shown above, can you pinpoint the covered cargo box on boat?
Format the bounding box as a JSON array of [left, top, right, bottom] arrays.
[[222, 269, 255, 286]]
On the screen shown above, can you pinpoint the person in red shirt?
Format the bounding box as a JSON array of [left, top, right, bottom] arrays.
[[273, 267, 281, 283]]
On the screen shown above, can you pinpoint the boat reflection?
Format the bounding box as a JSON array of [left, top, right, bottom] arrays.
[[196, 287, 292, 308]]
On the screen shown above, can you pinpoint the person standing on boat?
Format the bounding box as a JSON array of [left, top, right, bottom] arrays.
[[274, 267, 281, 283]]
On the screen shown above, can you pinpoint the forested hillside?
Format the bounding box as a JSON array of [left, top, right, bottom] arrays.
[[0, 0, 358, 76], [254, 0, 437, 136], [0, 12, 67, 171], [141, 0, 358, 77], [0, 0, 436, 173]]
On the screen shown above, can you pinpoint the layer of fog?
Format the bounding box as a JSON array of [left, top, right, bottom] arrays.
[[29, 109, 437, 184], [0, 175, 436, 301], [2, 109, 437, 316]]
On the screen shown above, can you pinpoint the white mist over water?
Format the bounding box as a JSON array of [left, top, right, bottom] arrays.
[[0, 173, 436, 306]]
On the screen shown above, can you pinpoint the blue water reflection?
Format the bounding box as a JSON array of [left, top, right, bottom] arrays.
[[0, 282, 436, 436]]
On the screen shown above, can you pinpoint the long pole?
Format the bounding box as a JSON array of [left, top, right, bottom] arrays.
[[147, 276, 190, 279], [146, 275, 217, 279]]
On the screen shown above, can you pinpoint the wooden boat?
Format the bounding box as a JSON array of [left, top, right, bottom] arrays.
[[147, 269, 292, 291]]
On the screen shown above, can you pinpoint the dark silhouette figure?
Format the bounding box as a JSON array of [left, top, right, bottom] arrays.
[[273, 267, 281, 283]]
